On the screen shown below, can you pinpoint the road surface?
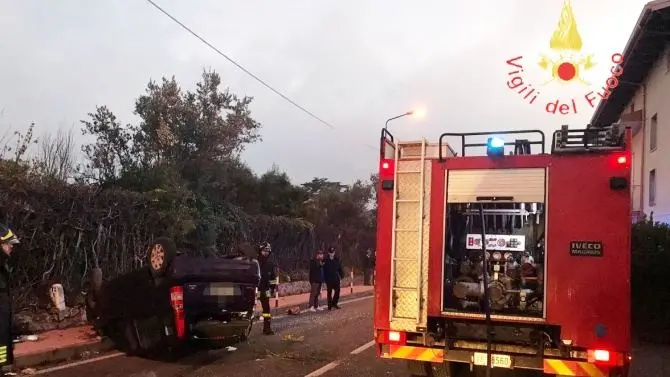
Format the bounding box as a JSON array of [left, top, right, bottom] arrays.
[[37, 295, 669, 377]]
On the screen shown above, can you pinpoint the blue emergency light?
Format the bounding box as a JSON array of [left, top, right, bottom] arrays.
[[486, 136, 505, 157]]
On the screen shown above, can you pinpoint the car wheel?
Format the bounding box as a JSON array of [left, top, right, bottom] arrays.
[[147, 238, 177, 278]]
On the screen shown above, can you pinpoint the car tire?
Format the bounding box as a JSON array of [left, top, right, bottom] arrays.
[[147, 238, 177, 278]]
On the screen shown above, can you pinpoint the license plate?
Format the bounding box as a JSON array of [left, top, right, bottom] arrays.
[[473, 352, 512, 368], [207, 286, 238, 296]]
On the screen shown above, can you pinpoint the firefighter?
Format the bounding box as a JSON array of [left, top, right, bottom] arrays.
[[257, 242, 278, 335], [0, 224, 19, 372]]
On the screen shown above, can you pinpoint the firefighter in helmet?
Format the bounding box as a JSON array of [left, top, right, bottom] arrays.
[[257, 242, 278, 335], [0, 224, 19, 371]]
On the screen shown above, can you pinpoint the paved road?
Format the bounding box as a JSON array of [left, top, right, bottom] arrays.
[[38, 295, 670, 377]]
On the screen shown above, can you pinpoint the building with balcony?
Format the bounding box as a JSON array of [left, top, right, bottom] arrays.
[[590, 0, 670, 223]]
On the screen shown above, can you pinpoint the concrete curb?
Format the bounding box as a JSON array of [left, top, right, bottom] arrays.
[[15, 289, 374, 370], [14, 337, 116, 370]]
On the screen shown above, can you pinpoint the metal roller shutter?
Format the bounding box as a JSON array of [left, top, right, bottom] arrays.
[[447, 168, 546, 203]]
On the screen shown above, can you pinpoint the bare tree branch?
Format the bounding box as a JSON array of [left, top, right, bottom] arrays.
[[34, 127, 75, 181]]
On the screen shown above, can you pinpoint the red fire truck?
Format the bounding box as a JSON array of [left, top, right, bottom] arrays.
[[374, 125, 631, 376]]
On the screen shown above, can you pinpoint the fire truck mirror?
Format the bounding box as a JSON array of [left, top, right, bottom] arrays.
[[609, 177, 628, 191], [381, 180, 394, 191]]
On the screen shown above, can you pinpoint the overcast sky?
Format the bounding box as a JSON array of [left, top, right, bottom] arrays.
[[0, 0, 651, 184]]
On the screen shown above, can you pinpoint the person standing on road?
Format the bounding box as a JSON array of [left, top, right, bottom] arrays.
[[363, 248, 376, 286], [323, 247, 344, 310], [257, 242, 278, 335], [308, 250, 325, 312], [0, 224, 19, 373]]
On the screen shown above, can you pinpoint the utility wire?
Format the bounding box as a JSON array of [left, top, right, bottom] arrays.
[[145, 0, 338, 130]]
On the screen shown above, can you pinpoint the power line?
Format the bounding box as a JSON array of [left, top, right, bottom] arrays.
[[145, 0, 338, 130]]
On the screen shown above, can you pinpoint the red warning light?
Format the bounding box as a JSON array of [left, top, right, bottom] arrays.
[[379, 159, 395, 179], [617, 156, 627, 164]]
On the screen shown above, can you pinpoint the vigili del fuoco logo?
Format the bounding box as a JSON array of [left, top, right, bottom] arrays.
[[505, 0, 624, 115]]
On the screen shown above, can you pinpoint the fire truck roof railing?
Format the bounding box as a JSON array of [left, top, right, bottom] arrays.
[[437, 130, 546, 160], [550, 124, 626, 154]]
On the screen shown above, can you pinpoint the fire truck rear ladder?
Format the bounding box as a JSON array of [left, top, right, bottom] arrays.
[[389, 139, 427, 326]]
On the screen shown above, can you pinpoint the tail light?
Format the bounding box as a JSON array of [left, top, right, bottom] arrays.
[[377, 329, 406, 345], [591, 350, 610, 362], [587, 349, 625, 366], [170, 286, 186, 339]]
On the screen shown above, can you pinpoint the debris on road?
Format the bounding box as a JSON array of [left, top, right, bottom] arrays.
[[281, 334, 304, 342], [286, 306, 301, 315]]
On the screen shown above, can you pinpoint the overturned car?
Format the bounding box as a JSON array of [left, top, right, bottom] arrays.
[[86, 238, 261, 355]]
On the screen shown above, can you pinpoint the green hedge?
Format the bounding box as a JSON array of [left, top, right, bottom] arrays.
[[0, 162, 314, 309], [631, 214, 670, 343]]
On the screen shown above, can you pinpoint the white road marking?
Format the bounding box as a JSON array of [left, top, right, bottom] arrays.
[[350, 340, 375, 355], [303, 361, 341, 377], [303, 339, 375, 376], [35, 352, 124, 374]]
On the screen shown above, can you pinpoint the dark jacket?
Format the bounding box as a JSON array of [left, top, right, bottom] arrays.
[[323, 256, 344, 283], [257, 254, 278, 291], [0, 252, 13, 366], [363, 250, 376, 269], [0, 253, 10, 295], [309, 259, 325, 284]]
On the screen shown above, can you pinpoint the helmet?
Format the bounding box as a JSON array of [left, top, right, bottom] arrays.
[[0, 224, 20, 245], [259, 242, 271, 253]]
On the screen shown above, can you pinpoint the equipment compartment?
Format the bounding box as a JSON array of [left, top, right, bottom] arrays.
[[443, 200, 546, 318]]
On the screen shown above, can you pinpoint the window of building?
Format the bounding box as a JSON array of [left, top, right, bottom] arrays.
[[649, 169, 656, 207], [650, 114, 658, 151]]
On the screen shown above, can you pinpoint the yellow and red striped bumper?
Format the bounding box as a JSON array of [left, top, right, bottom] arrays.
[[381, 345, 444, 363], [544, 359, 608, 377]]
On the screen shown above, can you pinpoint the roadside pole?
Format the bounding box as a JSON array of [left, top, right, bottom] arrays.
[[350, 269, 354, 294], [274, 274, 279, 308]]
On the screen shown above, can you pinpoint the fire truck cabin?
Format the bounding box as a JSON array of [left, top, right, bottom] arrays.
[[374, 125, 631, 376]]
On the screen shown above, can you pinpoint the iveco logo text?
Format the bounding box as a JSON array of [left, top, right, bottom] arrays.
[[570, 241, 604, 257], [570, 242, 601, 250]]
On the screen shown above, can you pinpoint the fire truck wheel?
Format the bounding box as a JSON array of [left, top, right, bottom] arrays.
[[147, 237, 177, 278]]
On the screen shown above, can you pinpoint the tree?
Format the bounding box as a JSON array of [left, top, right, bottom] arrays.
[[302, 177, 346, 195], [33, 127, 76, 182], [131, 69, 261, 170], [257, 166, 308, 217], [0, 123, 37, 163], [80, 106, 133, 184], [302, 177, 376, 267]]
